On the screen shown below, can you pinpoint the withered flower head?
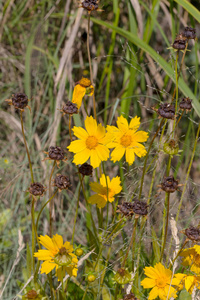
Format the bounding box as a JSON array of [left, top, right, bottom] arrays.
[[60, 101, 78, 116], [28, 182, 46, 197], [184, 226, 200, 242], [114, 268, 131, 285], [179, 97, 192, 112], [183, 27, 196, 40], [163, 139, 179, 156], [161, 175, 179, 193], [24, 290, 38, 299], [132, 200, 148, 216], [44, 146, 67, 167], [5, 93, 31, 111], [77, 77, 92, 88], [117, 200, 148, 218], [117, 202, 134, 218], [78, 163, 93, 176], [123, 294, 139, 300], [80, 0, 99, 12], [157, 103, 175, 120], [53, 174, 71, 192], [172, 34, 186, 50]]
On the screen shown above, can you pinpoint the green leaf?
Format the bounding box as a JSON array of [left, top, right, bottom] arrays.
[[173, 0, 200, 22], [102, 285, 114, 300], [91, 18, 200, 117]]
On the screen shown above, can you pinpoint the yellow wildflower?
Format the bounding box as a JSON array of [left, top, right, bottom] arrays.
[[34, 234, 78, 280], [140, 262, 177, 300], [88, 174, 122, 208], [180, 245, 200, 273], [173, 273, 200, 294], [67, 116, 109, 168], [105, 115, 148, 165], [72, 78, 94, 109]]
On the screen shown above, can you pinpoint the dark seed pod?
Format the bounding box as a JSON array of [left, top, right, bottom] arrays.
[[132, 200, 148, 216], [117, 202, 134, 218], [12, 93, 28, 109], [81, 0, 99, 11], [79, 163, 93, 176], [161, 176, 179, 193], [28, 182, 46, 197], [123, 293, 139, 300], [183, 27, 196, 40], [49, 146, 65, 161], [54, 174, 71, 191], [179, 97, 192, 111], [25, 290, 38, 299], [172, 34, 186, 50], [184, 226, 200, 242], [61, 101, 78, 115], [157, 103, 175, 120]]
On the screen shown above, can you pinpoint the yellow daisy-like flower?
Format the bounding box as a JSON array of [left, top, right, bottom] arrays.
[[72, 78, 94, 109], [67, 116, 109, 169], [180, 245, 200, 273], [34, 234, 78, 280], [88, 174, 122, 208], [173, 273, 200, 294], [105, 115, 148, 165], [140, 262, 177, 300]]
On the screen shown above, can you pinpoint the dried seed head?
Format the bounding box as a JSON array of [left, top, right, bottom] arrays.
[[54, 247, 72, 267], [157, 103, 175, 119], [25, 290, 38, 299], [114, 268, 131, 285], [80, 0, 99, 12], [12, 93, 28, 109], [49, 146, 65, 161], [132, 200, 148, 216], [172, 34, 186, 50], [161, 176, 179, 193], [117, 202, 134, 218], [61, 101, 78, 115], [78, 163, 93, 176], [179, 97, 192, 112], [53, 174, 71, 191], [184, 226, 200, 242], [28, 182, 46, 197], [183, 27, 196, 40], [123, 294, 139, 300], [163, 139, 179, 156]]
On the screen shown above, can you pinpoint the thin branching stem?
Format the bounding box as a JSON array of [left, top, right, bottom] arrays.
[[122, 218, 138, 268]]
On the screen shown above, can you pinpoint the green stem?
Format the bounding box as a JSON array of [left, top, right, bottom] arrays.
[[31, 198, 35, 275], [20, 111, 34, 182], [160, 192, 170, 262], [82, 285, 89, 300], [69, 115, 72, 141], [122, 218, 138, 268], [169, 239, 189, 269], [71, 180, 82, 244], [49, 161, 56, 237], [87, 12, 97, 120], [36, 190, 58, 231], [138, 118, 164, 200]]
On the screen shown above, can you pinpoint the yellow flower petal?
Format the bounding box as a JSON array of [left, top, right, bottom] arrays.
[[125, 148, 135, 165], [72, 84, 86, 109], [132, 131, 149, 142], [52, 234, 63, 250], [85, 116, 97, 136], [140, 278, 155, 288], [116, 115, 129, 133], [90, 149, 101, 168], [63, 241, 74, 252], [67, 140, 86, 153], [185, 276, 195, 293], [148, 286, 159, 299], [129, 116, 141, 131], [88, 194, 106, 208], [72, 127, 88, 140], [90, 182, 105, 194], [110, 176, 122, 194], [41, 261, 57, 274], [143, 266, 160, 279], [34, 250, 53, 260], [39, 235, 56, 253], [111, 145, 125, 162], [72, 148, 91, 165], [95, 144, 110, 162]]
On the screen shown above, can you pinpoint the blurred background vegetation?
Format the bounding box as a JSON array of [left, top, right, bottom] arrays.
[[0, 0, 200, 299]]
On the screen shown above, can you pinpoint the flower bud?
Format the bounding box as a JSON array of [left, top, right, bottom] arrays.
[[54, 247, 72, 267], [114, 268, 131, 285], [87, 274, 96, 282], [163, 139, 179, 156], [75, 248, 84, 257]]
